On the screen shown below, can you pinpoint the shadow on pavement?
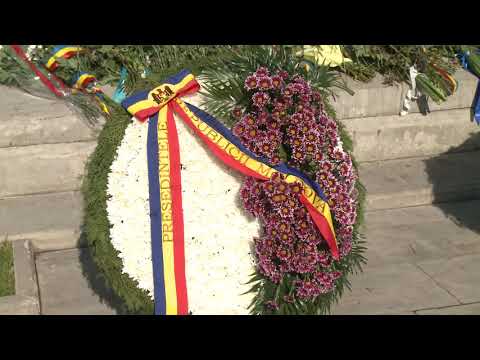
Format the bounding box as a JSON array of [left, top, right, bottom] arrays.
[[77, 232, 128, 315], [424, 130, 480, 235]]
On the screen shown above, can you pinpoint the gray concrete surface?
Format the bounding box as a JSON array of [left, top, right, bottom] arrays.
[[0, 86, 97, 148], [359, 151, 480, 211], [0, 191, 85, 252], [342, 108, 480, 162], [332, 262, 459, 315], [331, 73, 404, 120], [333, 201, 480, 315], [364, 200, 480, 268], [0, 294, 40, 315], [36, 248, 117, 315], [417, 254, 480, 304], [416, 302, 480, 315], [0, 141, 96, 198]]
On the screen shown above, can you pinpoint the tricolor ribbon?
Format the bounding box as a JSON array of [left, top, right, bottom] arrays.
[[122, 70, 339, 315], [72, 71, 96, 89], [46, 45, 83, 72], [71, 71, 110, 115], [45, 46, 110, 115], [10, 45, 110, 115]]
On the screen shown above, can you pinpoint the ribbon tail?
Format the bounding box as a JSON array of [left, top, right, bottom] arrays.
[[93, 94, 110, 115], [166, 103, 188, 315], [147, 114, 167, 315], [299, 195, 339, 260], [157, 106, 178, 315]]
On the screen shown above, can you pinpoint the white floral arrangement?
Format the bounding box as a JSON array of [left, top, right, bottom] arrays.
[[106, 93, 261, 314]]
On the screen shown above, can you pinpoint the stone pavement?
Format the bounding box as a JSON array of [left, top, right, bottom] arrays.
[[35, 248, 118, 315], [330, 70, 480, 315], [331, 202, 480, 314]]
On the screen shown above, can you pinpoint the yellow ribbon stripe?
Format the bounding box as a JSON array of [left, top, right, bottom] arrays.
[[157, 106, 178, 315], [46, 46, 83, 70], [74, 73, 95, 89]]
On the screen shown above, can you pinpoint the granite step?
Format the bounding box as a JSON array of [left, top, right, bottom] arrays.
[[0, 141, 96, 198], [332, 200, 480, 315], [362, 200, 480, 267], [35, 248, 120, 315], [342, 108, 480, 162], [0, 191, 86, 252], [0, 85, 100, 148], [359, 150, 480, 211]]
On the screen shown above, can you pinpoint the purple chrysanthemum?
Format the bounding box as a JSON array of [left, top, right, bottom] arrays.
[[244, 75, 258, 90], [252, 92, 270, 108]]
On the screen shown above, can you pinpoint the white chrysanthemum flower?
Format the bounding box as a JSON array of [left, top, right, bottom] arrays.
[[106, 91, 260, 314], [334, 139, 345, 153]]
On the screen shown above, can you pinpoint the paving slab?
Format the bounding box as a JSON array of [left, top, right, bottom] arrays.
[[0, 191, 85, 252], [360, 151, 480, 211], [0, 295, 40, 315], [0, 141, 96, 198], [342, 108, 480, 162], [416, 302, 480, 315], [416, 253, 480, 304], [331, 262, 459, 315], [36, 248, 118, 315], [0, 86, 98, 148], [364, 201, 480, 267]]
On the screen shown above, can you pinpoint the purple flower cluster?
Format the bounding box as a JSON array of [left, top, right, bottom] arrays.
[[235, 67, 359, 305], [240, 173, 344, 299], [295, 270, 342, 299]]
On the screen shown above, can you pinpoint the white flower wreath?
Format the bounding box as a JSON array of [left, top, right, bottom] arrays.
[[106, 93, 261, 314]]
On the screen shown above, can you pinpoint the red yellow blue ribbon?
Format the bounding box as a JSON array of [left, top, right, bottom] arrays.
[[122, 69, 338, 315], [72, 72, 96, 90], [71, 72, 110, 115], [46, 45, 83, 72]]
